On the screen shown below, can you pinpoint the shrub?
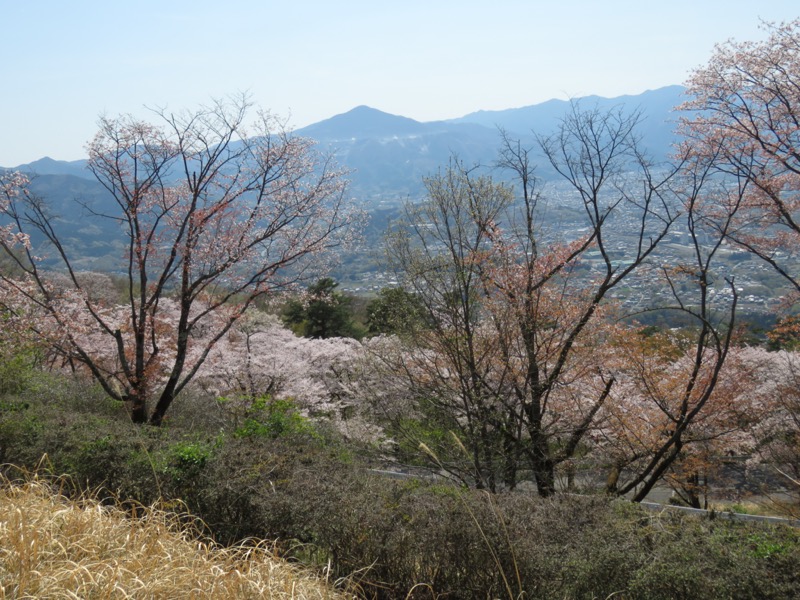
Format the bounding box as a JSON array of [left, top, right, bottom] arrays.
[[232, 396, 318, 440], [0, 350, 36, 395]]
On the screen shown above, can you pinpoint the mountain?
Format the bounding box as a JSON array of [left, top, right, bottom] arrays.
[[450, 85, 685, 131], [297, 105, 432, 140], [4, 86, 688, 206], [9, 156, 92, 180], [0, 86, 689, 271], [0, 173, 125, 271], [295, 106, 505, 199], [449, 85, 687, 158]]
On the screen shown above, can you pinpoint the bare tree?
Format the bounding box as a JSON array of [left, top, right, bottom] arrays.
[[384, 160, 515, 491]]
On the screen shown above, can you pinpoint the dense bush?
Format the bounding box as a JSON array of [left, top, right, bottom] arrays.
[[274, 473, 799, 599], [1, 371, 799, 599]]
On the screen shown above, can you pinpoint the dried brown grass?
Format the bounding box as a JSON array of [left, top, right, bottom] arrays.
[[0, 475, 351, 599]]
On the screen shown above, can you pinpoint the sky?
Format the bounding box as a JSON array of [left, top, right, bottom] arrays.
[[2, 0, 798, 166]]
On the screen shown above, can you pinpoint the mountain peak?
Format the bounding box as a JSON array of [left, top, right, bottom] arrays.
[[347, 104, 385, 114], [297, 105, 428, 141], [12, 156, 90, 179]]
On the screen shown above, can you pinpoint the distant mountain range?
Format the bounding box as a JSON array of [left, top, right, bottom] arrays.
[[1, 86, 688, 267], [4, 85, 687, 201], [450, 85, 685, 136], [293, 84, 686, 199]]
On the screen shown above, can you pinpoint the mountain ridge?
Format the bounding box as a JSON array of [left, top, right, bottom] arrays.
[[450, 85, 686, 129], [0, 85, 689, 270], [4, 86, 686, 176]]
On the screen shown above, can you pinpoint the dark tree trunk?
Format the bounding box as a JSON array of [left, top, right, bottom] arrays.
[[149, 386, 177, 426], [127, 393, 148, 425], [534, 465, 556, 497]]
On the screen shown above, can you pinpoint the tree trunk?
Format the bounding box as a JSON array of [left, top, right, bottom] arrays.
[[527, 427, 556, 496], [503, 437, 518, 490], [631, 444, 682, 502], [148, 389, 175, 426], [127, 393, 148, 425], [534, 465, 556, 497]]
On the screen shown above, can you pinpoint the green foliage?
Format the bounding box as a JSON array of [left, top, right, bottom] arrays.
[[170, 441, 212, 470], [0, 403, 41, 464], [365, 286, 430, 337], [282, 277, 363, 339], [392, 417, 454, 465], [0, 347, 39, 395], [382, 395, 464, 467], [68, 433, 115, 473], [0, 399, 30, 413], [233, 397, 318, 440], [164, 440, 214, 494], [729, 502, 756, 515], [748, 533, 790, 559]]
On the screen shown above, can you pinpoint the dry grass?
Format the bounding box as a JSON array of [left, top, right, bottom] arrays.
[[0, 475, 352, 599]]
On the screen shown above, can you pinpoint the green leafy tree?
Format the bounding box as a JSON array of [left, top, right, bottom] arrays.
[[365, 287, 429, 337], [283, 278, 361, 339]]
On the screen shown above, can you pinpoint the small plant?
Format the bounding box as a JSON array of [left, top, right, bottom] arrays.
[[163, 440, 214, 493], [171, 441, 212, 470], [749, 533, 789, 559], [729, 503, 755, 515]]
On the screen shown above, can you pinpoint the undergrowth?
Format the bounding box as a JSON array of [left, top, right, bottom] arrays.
[[1, 370, 799, 599]]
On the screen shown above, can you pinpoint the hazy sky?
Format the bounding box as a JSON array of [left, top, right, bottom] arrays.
[[2, 1, 798, 166]]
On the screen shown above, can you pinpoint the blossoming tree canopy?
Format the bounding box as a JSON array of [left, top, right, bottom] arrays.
[[0, 172, 31, 250], [681, 19, 800, 299], [0, 97, 362, 425]]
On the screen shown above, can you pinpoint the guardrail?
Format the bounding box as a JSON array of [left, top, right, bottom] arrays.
[[367, 468, 800, 527], [638, 501, 800, 527]]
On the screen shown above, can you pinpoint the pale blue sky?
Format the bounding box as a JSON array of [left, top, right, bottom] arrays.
[[2, 1, 798, 165]]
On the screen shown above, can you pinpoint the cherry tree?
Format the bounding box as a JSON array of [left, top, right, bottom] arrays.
[[0, 172, 31, 251], [199, 312, 363, 409], [0, 172, 42, 387], [681, 19, 800, 305], [195, 310, 383, 443], [732, 346, 800, 515], [384, 105, 678, 495], [0, 97, 361, 425], [600, 324, 745, 506], [593, 141, 747, 505]]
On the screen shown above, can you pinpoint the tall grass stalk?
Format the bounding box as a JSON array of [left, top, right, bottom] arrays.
[[419, 440, 523, 599]]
